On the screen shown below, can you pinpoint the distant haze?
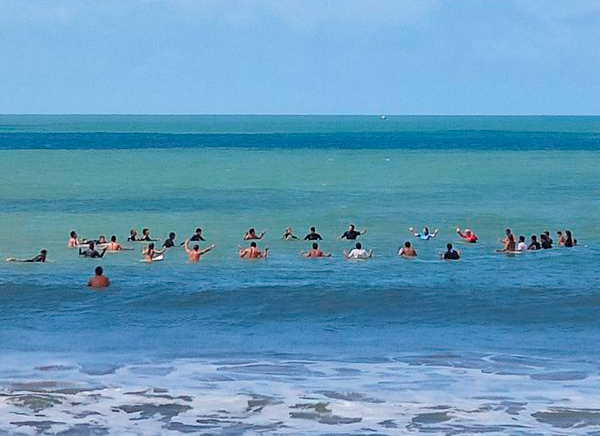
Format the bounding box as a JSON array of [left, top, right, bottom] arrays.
[[1, 0, 599, 115]]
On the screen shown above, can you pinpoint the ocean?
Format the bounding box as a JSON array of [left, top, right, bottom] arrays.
[[0, 115, 599, 435]]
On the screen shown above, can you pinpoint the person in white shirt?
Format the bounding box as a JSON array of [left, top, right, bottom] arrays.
[[517, 235, 528, 251], [343, 242, 373, 259]]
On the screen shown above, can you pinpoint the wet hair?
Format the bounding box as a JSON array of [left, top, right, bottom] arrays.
[[130, 228, 137, 234], [41, 249, 48, 255], [557, 230, 563, 235], [148, 243, 155, 249], [249, 228, 255, 234], [349, 224, 355, 230], [519, 236, 525, 242], [531, 235, 537, 241], [565, 230, 574, 247], [195, 228, 202, 233], [70, 231, 77, 238], [355, 242, 362, 249], [89, 242, 95, 249], [544, 231, 550, 237], [310, 227, 316, 232], [505, 228, 512, 234], [95, 266, 103, 275], [540, 234, 547, 241], [193, 245, 199, 250], [142, 228, 149, 235], [404, 241, 411, 247], [312, 243, 318, 249], [423, 227, 429, 233], [250, 242, 257, 247], [447, 243, 453, 250], [169, 232, 175, 239], [111, 235, 117, 242]]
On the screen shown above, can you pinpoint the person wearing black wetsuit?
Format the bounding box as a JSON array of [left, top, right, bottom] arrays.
[[79, 243, 107, 258], [540, 233, 552, 249], [163, 232, 176, 248], [339, 224, 367, 240], [528, 235, 541, 250], [443, 243, 460, 260], [190, 228, 205, 241], [304, 227, 322, 240]]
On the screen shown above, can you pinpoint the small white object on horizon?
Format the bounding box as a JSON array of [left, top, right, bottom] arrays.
[[380, 115, 387, 120]]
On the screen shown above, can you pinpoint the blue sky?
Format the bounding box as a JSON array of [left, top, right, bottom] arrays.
[[1, 0, 599, 114]]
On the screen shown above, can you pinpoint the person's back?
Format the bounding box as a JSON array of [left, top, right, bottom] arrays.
[[398, 241, 417, 257], [528, 235, 541, 250], [88, 266, 109, 288], [443, 243, 460, 260], [517, 236, 527, 251]]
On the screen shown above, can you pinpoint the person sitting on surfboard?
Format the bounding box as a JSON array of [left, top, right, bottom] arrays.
[[282, 227, 299, 240], [239, 241, 269, 258], [79, 242, 107, 258], [456, 228, 478, 243], [398, 241, 417, 257], [6, 249, 47, 262], [183, 239, 215, 262], [140, 228, 158, 242], [243, 228, 265, 240], [300, 243, 331, 258], [163, 232, 176, 248], [128, 228, 138, 241], [517, 236, 528, 251], [67, 231, 85, 248], [142, 243, 165, 262], [344, 242, 372, 259]]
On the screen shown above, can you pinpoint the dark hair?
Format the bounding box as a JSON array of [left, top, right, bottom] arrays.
[[540, 234, 547, 241], [505, 228, 511, 234], [95, 266, 103, 275], [424, 227, 429, 233], [250, 242, 257, 247], [312, 243, 318, 249], [169, 232, 175, 239], [544, 231, 550, 236], [404, 241, 411, 247], [130, 228, 137, 234], [89, 242, 95, 249], [349, 224, 355, 229], [70, 231, 77, 238], [565, 230, 573, 247], [249, 228, 255, 233], [111, 235, 117, 242], [149, 243, 154, 249], [531, 235, 537, 241], [193, 245, 199, 250], [557, 230, 563, 235], [41, 249, 48, 254], [195, 228, 202, 233], [355, 242, 362, 249], [447, 243, 453, 250], [310, 227, 316, 232], [519, 236, 525, 242], [142, 228, 149, 234]]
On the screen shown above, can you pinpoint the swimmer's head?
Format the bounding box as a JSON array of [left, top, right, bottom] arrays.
[[423, 227, 429, 234], [404, 241, 411, 248], [310, 226, 316, 232], [193, 245, 199, 251], [195, 228, 202, 233], [250, 242, 257, 247], [312, 243, 318, 249], [41, 249, 48, 255], [519, 235, 525, 242], [169, 232, 175, 239], [111, 235, 117, 242], [70, 231, 77, 238], [148, 243, 155, 249], [130, 229, 137, 235], [88, 242, 95, 249], [464, 229, 472, 235], [249, 228, 255, 234], [95, 266, 103, 276], [142, 228, 149, 235], [98, 235, 106, 243], [557, 231, 563, 236], [544, 231, 550, 237], [355, 242, 362, 249], [447, 243, 453, 250], [566, 230, 572, 238], [349, 224, 355, 230], [531, 235, 537, 241], [505, 228, 512, 235]]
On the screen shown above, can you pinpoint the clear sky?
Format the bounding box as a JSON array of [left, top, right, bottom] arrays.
[[1, 0, 599, 115]]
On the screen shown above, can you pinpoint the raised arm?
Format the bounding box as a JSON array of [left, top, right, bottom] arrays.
[[183, 239, 192, 254], [200, 244, 216, 255]]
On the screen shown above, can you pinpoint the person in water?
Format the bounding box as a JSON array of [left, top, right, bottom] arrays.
[[140, 228, 158, 242], [239, 241, 269, 258], [398, 241, 417, 257], [282, 227, 299, 240], [106, 235, 124, 251], [142, 243, 165, 262], [343, 242, 372, 259], [456, 228, 478, 243], [6, 249, 47, 262], [128, 229, 138, 241], [540, 233, 552, 249], [163, 232, 176, 248], [543, 231, 553, 245], [79, 242, 107, 258], [87, 266, 109, 288], [300, 243, 331, 258], [564, 230, 576, 247], [497, 228, 516, 252], [528, 235, 541, 250], [339, 224, 367, 240], [67, 231, 84, 248], [304, 227, 323, 240], [409, 227, 438, 240], [442, 243, 460, 260], [189, 228, 205, 241], [243, 228, 265, 240], [183, 239, 215, 262], [556, 231, 565, 246], [517, 236, 528, 251]]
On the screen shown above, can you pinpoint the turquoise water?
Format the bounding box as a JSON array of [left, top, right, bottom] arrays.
[[1, 116, 600, 435]]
